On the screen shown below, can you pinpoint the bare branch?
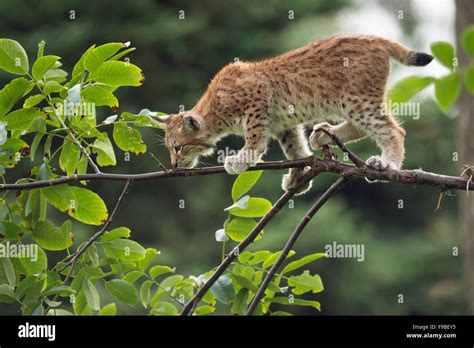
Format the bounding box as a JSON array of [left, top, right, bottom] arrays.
[[44, 179, 133, 315], [246, 176, 348, 315], [180, 168, 320, 316], [58, 179, 133, 273], [0, 157, 473, 192]]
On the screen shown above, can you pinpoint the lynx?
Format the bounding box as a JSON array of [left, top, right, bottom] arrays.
[[154, 35, 433, 194]]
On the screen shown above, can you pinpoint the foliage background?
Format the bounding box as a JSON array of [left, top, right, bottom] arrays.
[[0, 0, 466, 314]]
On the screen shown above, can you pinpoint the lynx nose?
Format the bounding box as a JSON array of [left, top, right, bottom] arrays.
[[171, 157, 177, 168]]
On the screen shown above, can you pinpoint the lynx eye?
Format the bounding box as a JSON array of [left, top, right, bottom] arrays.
[[174, 145, 183, 153]]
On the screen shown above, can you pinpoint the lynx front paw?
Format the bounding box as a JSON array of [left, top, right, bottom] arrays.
[[224, 155, 252, 175], [309, 122, 333, 150], [366, 156, 399, 171], [281, 168, 312, 195]]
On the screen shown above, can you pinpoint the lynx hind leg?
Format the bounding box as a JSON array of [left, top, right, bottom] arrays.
[[278, 125, 313, 195], [363, 113, 405, 170]]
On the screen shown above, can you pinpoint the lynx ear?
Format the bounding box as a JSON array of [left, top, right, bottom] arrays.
[[182, 115, 201, 133], [150, 115, 171, 128]]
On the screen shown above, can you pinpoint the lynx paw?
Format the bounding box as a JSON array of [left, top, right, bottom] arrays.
[[224, 155, 252, 175], [366, 156, 398, 171], [282, 168, 312, 195], [310, 122, 333, 150]]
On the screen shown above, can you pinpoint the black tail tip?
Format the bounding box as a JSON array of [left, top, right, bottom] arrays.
[[412, 52, 434, 66]]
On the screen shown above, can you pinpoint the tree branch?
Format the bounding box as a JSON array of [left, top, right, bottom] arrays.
[[0, 157, 473, 192], [180, 168, 320, 315], [246, 176, 348, 315], [44, 179, 133, 315], [57, 179, 133, 273]]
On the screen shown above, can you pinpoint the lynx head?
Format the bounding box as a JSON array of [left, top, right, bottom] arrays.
[[154, 112, 216, 168]]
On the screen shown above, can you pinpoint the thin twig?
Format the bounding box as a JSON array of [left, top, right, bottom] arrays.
[[148, 152, 169, 172], [58, 179, 133, 273], [180, 168, 320, 316], [44, 180, 133, 315], [314, 128, 366, 168], [246, 176, 348, 315]]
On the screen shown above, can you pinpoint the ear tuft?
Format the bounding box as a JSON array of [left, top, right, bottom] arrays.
[[182, 115, 201, 133]]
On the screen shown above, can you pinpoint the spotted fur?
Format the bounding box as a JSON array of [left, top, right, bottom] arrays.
[[157, 35, 433, 194]]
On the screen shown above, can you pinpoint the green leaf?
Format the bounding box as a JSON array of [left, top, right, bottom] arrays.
[[122, 270, 143, 284], [288, 270, 324, 295], [98, 303, 117, 316], [151, 301, 178, 315], [44, 68, 67, 83], [121, 111, 163, 128], [434, 73, 461, 112], [82, 85, 119, 108], [92, 133, 116, 166], [464, 65, 474, 95], [210, 275, 234, 304], [0, 39, 29, 75], [70, 186, 108, 225], [271, 311, 293, 316], [88, 61, 143, 87], [231, 274, 258, 292], [0, 284, 16, 303], [225, 218, 262, 242], [462, 25, 474, 57], [103, 239, 146, 261], [140, 280, 153, 308], [228, 197, 272, 217], [195, 305, 216, 316], [101, 227, 131, 241], [59, 139, 80, 175], [105, 279, 138, 306], [231, 288, 248, 315], [23, 94, 44, 108], [43, 82, 66, 95], [0, 77, 34, 117], [138, 248, 159, 271], [0, 221, 24, 240], [262, 250, 295, 269], [268, 296, 321, 311], [71, 44, 96, 81], [430, 41, 455, 69], [73, 290, 92, 315], [113, 122, 146, 154], [84, 42, 127, 73], [32, 220, 73, 251], [388, 76, 434, 103], [282, 253, 326, 274], [83, 278, 100, 311], [25, 188, 47, 224], [42, 185, 108, 225], [4, 108, 44, 132], [0, 257, 16, 287], [149, 265, 175, 279], [32, 55, 60, 81], [37, 40, 45, 59], [246, 251, 271, 265], [231, 170, 263, 201]]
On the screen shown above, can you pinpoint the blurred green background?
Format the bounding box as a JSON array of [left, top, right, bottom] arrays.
[[0, 0, 466, 314]]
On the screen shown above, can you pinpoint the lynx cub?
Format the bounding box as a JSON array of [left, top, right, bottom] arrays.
[[155, 35, 433, 194]]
